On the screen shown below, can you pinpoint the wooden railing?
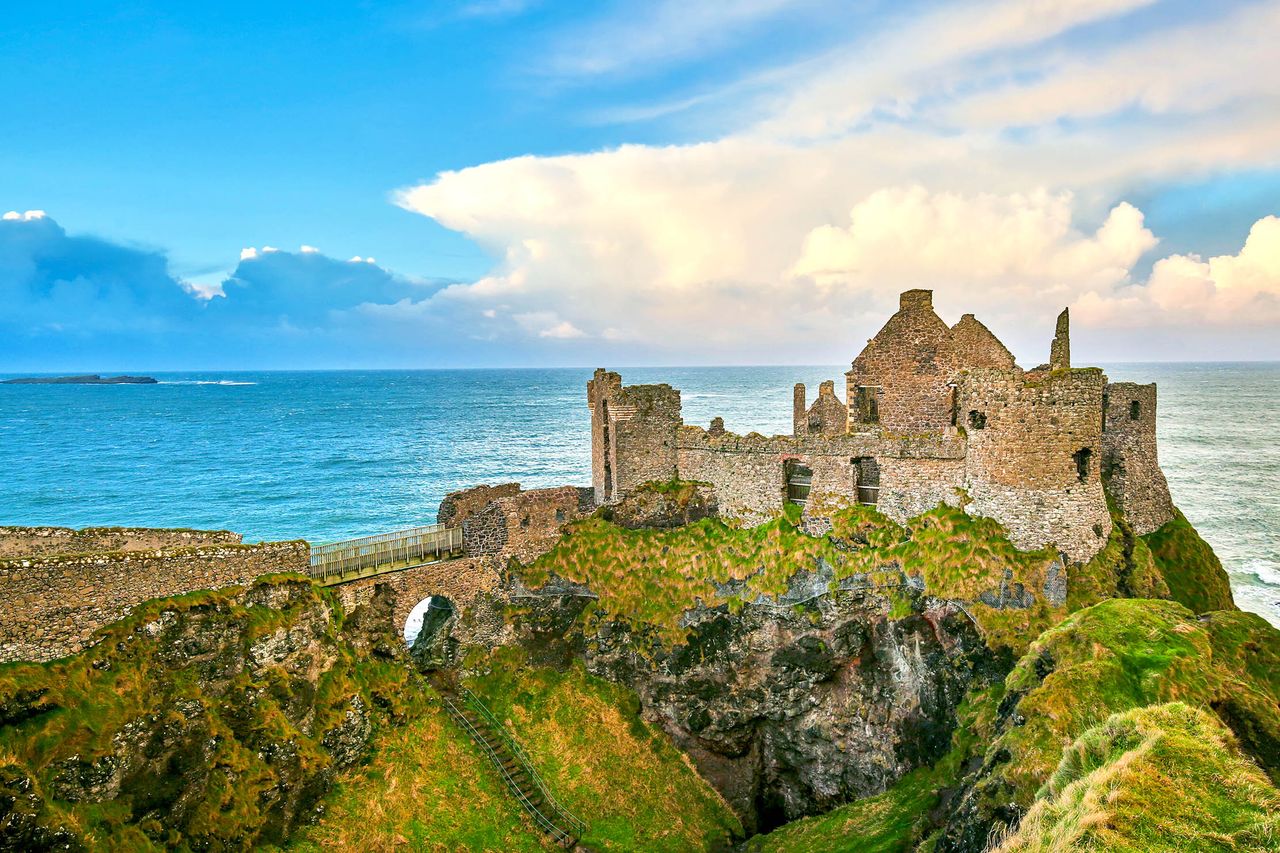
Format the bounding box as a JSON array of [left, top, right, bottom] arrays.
[[307, 523, 462, 583]]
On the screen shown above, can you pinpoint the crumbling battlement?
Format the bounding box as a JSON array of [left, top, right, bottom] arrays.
[[1102, 382, 1174, 535], [590, 290, 1174, 564], [0, 526, 242, 559]]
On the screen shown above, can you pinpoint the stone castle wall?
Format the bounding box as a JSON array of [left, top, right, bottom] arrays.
[[588, 369, 681, 503], [1101, 382, 1174, 535], [794, 380, 848, 436], [676, 426, 968, 525], [460, 485, 591, 561], [957, 367, 1112, 561], [0, 540, 309, 662], [0, 526, 242, 559]]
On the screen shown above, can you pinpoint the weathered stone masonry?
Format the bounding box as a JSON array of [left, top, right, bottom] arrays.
[[0, 526, 242, 559], [590, 290, 1175, 563], [0, 539, 308, 662]]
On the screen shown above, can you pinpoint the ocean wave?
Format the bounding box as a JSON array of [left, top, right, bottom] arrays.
[[158, 380, 258, 386], [1236, 559, 1280, 587]]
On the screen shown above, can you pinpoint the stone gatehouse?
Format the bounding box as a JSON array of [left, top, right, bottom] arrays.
[[588, 289, 1174, 563]]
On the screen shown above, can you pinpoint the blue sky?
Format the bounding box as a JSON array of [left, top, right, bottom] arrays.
[[3, 0, 1280, 370]]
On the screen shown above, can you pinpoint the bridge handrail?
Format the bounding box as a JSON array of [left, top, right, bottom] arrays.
[[307, 523, 462, 582], [442, 694, 582, 846], [457, 686, 588, 838]]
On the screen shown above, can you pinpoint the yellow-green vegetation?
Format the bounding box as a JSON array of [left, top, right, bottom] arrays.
[[990, 599, 1280, 809], [465, 647, 743, 852], [0, 578, 415, 849], [1144, 508, 1236, 614], [521, 494, 1156, 654], [994, 703, 1280, 852], [298, 647, 741, 852], [288, 690, 550, 852], [746, 686, 1002, 853]]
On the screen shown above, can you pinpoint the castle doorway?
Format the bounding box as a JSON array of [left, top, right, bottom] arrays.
[[785, 461, 812, 507], [853, 457, 880, 505]]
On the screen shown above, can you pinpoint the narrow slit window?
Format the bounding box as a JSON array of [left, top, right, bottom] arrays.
[[1073, 447, 1092, 483], [1130, 400, 1141, 420]]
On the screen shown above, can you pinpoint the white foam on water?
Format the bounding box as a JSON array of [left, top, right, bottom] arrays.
[[158, 380, 257, 386]]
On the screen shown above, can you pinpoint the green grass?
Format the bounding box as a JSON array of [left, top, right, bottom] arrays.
[[1143, 509, 1236, 614], [994, 703, 1280, 852], [287, 687, 551, 853], [466, 647, 743, 851], [294, 646, 742, 852]]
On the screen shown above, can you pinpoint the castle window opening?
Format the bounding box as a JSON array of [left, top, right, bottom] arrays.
[[1102, 392, 1109, 432], [785, 460, 812, 507], [1074, 447, 1092, 483], [601, 400, 614, 500], [853, 456, 880, 505], [968, 410, 987, 430], [854, 385, 880, 424], [555, 508, 566, 522], [1130, 400, 1141, 420], [948, 383, 958, 427]]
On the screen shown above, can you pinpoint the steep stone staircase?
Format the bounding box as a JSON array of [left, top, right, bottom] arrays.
[[438, 681, 588, 849]]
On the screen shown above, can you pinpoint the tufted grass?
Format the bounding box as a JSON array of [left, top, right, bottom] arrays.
[[1143, 508, 1236, 614], [993, 703, 1280, 852]]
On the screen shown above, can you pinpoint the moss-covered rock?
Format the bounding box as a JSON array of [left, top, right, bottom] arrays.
[[0, 578, 415, 850], [936, 599, 1280, 851]]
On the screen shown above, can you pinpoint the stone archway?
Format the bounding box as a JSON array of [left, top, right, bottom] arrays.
[[403, 595, 456, 670]]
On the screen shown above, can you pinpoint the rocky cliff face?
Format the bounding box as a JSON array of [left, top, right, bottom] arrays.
[[0, 578, 414, 851]]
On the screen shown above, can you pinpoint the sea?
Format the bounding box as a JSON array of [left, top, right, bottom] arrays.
[[1, 364, 1277, 627]]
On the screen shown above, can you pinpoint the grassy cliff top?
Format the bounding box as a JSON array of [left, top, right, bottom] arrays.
[[994, 703, 1280, 852]]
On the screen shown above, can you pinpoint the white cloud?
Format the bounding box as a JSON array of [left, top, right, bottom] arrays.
[[240, 247, 259, 260], [1076, 216, 1280, 326], [393, 0, 1280, 361], [300, 244, 320, 254], [262, 245, 280, 254], [3, 210, 47, 221]]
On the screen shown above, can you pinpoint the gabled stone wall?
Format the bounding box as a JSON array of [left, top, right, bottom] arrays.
[[588, 369, 681, 503]]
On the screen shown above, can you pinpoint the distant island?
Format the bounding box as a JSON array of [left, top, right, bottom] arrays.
[[2, 374, 158, 385]]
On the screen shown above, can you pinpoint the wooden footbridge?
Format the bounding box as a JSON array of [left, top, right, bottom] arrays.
[[306, 523, 464, 585]]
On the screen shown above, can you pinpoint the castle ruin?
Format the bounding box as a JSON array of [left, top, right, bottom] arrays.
[[588, 289, 1174, 563]]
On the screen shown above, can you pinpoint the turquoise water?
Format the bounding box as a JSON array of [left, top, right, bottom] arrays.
[[1, 364, 1276, 625]]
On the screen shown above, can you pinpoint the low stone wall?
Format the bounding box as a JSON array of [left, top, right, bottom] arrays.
[[0, 526, 242, 559], [0, 540, 308, 663]]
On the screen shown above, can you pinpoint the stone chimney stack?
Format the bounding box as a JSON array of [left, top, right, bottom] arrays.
[[1050, 308, 1070, 370], [793, 383, 807, 436], [900, 289, 933, 312]]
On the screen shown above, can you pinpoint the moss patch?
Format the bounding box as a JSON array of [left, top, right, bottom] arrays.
[[973, 599, 1280, 826]]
